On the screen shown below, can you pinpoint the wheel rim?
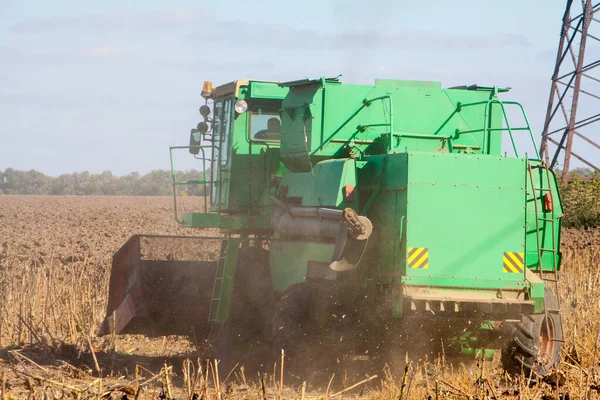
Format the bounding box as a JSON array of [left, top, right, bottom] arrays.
[[538, 315, 556, 363]]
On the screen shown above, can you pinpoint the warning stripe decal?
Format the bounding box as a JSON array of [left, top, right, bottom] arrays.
[[408, 247, 428, 269], [503, 252, 524, 273]]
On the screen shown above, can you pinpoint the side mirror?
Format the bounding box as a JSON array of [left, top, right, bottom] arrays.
[[189, 129, 201, 155]]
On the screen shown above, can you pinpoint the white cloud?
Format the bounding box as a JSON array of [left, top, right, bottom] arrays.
[[186, 20, 531, 51], [86, 45, 136, 60], [9, 6, 214, 34], [0, 45, 140, 64]]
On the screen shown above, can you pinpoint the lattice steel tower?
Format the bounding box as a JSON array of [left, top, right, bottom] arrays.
[[541, 0, 600, 180]]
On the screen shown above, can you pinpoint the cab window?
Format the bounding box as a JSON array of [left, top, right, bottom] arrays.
[[210, 98, 232, 205], [249, 103, 281, 142], [213, 99, 232, 165]]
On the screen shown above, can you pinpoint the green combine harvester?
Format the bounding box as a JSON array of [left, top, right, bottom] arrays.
[[100, 77, 564, 377]]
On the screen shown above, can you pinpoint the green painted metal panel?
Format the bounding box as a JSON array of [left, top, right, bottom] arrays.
[[182, 213, 232, 228], [374, 189, 407, 283], [375, 79, 442, 89], [364, 154, 408, 282], [280, 80, 505, 173], [278, 159, 358, 208], [403, 152, 527, 288], [181, 213, 272, 230], [443, 90, 504, 155], [269, 239, 334, 293], [527, 271, 546, 312], [401, 276, 530, 290], [248, 81, 289, 99]]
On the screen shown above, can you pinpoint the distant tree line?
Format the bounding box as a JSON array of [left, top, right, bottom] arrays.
[[2, 167, 600, 228], [0, 169, 208, 196]]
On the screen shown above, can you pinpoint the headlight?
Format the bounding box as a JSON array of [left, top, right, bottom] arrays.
[[199, 105, 211, 117], [196, 121, 209, 133], [234, 100, 248, 114]]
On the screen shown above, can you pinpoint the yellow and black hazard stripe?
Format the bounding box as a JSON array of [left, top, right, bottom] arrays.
[[408, 247, 428, 269], [503, 252, 524, 273]]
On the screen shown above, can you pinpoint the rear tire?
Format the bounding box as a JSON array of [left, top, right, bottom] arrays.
[[501, 288, 563, 377]]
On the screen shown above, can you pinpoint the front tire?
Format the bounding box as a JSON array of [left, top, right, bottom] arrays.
[[501, 288, 563, 377]]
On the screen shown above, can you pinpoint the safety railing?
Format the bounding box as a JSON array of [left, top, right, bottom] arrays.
[[323, 91, 538, 159], [322, 94, 394, 153], [453, 96, 540, 159], [169, 145, 220, 224]]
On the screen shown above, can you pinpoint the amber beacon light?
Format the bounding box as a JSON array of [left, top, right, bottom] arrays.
[[201, 81, 213, 99]]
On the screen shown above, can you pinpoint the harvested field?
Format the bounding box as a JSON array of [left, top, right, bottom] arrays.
[[0, 195, 600, 399]]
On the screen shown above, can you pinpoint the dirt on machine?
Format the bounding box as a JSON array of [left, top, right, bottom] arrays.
[[100, 77, 565, 381]]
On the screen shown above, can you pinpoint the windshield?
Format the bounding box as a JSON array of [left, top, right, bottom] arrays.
[[213, 100, 232, 164], [211, 98, 233, 205], [249, 102, 281, 141]]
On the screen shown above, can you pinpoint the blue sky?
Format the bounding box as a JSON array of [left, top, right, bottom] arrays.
[[0, 1, 569, 176]]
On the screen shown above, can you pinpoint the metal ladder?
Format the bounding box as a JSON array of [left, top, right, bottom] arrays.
[[527, 162, 562, 325], [208, 239, 229, 323], [527, 163, 558, 282]]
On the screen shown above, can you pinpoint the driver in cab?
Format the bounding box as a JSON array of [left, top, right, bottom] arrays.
[[255, 118, 280, 140]]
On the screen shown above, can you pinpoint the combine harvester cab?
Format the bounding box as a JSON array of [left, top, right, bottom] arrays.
[[100, 79, 289, 341]]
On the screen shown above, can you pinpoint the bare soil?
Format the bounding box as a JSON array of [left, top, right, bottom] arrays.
[[0, 196, 599, 399]]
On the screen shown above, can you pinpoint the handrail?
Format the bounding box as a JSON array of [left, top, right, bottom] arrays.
[[484, 99, 539, 159], [393, 132, 453, 140], [366, 95, 395, 152], [324, 92, 537, 158], [169, 145, 217, 224], [320, 94, 394, 154], [455, 95, 539, 159]]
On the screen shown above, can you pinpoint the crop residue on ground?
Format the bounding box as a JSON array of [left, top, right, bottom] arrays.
[[1, 195, 600, 399]]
